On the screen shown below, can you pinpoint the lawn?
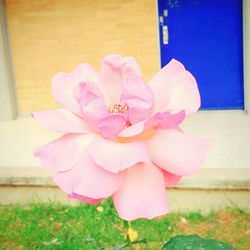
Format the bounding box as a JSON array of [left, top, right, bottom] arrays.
[[0, 199, 249, 250]]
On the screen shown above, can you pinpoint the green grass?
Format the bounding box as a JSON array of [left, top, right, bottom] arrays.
[[0, 200, 249, 250]]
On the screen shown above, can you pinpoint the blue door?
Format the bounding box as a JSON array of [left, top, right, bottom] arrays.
[[158, 0, 244, 109]]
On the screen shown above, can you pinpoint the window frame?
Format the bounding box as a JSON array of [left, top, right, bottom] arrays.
[[0, 0, 18, 120]]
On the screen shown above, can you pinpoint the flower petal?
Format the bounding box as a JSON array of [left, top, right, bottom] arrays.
[[52, 72, 82, 116], [68, 193, 103, 204], [162, 170, 181, 187], [147, 129, 213, 176], [119, 111, 185, 138], [148, 59, 200, 116], [32, 108, 90, 133], [99, 113, 127, 139], [120, 75, 154, 124], [52, 64, 100, 117], [34, 134, 95, 173], [100, 54, 142, 105], [144, 110, 185, 130], [73, 63, 100, 87], [118, 120, 145, 137], [54, 154, 125, 199], [75, 82, 108, 131], [87, 138, 150, 173], [74, 155, 125, 199], [113, 163, 169, 221]]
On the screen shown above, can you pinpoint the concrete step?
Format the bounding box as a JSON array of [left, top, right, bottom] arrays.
[[0, 167, 250, 212]]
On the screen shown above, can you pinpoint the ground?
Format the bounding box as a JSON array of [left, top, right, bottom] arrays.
[[0, 200, 249, 250]]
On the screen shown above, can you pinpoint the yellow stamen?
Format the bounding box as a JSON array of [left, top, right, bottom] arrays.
[[109, 103, 129, 114]]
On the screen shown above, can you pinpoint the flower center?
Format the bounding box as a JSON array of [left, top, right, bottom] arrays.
[[109, 103, 129, 114]]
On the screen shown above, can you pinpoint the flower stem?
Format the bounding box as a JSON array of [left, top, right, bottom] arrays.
[[124, 220, 134, 250]]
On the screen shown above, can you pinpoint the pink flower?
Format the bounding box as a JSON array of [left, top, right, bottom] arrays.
[[33, 55, 212, 221]]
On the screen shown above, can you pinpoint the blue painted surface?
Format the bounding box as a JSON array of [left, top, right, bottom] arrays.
[[158, 0, 244, 109]]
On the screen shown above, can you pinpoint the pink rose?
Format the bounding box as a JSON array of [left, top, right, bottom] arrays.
[[33, 55, 212, 221]]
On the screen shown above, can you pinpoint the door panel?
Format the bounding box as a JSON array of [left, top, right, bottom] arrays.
[[158, 0, 244, 109]]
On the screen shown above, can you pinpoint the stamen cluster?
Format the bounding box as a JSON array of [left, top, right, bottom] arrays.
[[109, 104, 129, 114]]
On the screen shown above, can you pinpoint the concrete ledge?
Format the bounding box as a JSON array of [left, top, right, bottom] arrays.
[[0, 167, 249, 211], [0, 186, 249, 212], [0, 166, 54, 187], [0, 166, 250, 190]]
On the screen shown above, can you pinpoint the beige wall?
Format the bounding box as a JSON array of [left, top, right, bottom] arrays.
[[6, 0, 159, 112]]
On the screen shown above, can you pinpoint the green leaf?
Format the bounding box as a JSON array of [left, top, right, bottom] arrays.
[[161, 235, 237, 250]]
